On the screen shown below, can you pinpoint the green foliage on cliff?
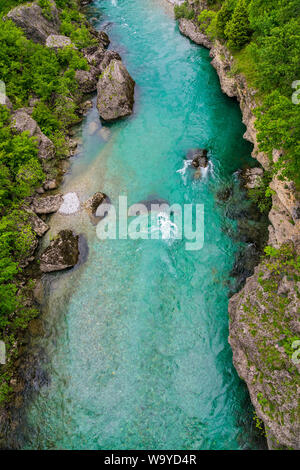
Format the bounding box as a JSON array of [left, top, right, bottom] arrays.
[[195, 0, 300, 186], [174, 2, 195, 20], [225, 0, 252, 50]]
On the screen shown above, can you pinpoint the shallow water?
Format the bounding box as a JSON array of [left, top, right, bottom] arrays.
[[17, 0, 263, 449]]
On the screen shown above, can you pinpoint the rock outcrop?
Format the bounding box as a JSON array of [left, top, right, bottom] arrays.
[[97, 60, 135, 121], [76, 48, 121, 93], [241, 167, 263, 190], [75, 69, 99, 94], [46, 34, 73, 50], [6, 1, 60, 44], [11, 110, 55, 160], [229, 243, 300, 450], [24, 209, 49, 237], [178, 18, 212, 49], [187, 148, 208, 168], [40, 230, 79, 272], [32, 194, 63, 214]]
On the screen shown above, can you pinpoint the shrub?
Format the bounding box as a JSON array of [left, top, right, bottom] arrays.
[[174, 2, 195, 20]]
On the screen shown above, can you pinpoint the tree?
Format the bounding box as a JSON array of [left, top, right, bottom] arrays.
[[225, 0, 253, 50], [216, 0, 236, 40]]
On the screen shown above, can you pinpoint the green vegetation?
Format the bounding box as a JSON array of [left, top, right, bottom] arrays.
[[193, 0, 300, 186], [174, 2, 194, 21], [0, 0, 94, 404], [248, 172, 274, 214]]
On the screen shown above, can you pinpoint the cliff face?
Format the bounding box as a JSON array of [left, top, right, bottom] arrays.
[[177, 15, 300, 449]]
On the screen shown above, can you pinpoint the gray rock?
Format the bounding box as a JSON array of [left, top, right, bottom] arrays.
[[24, 208, 49, 237], [85, 192, 107, 216], [3, 97, 13, 112], [46, 34, 73, 50], [11, 110, 55, 160], [77, 48, 121, 94], [75, 68, 98, 93], [82, 45, 105, 67], [6, 1, 60, 44], [40, 230, 79, 273], [33, 194, 63, 214], [178, 18, 212, 49], [97, 60, 135, 121], [98, 31, 110, 49], [98, 50, 121, 75], [187, 149, 208, 168], [43, 179, 58, 190]]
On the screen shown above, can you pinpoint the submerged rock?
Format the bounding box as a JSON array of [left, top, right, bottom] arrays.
[[97, 59, 135, 121], [33, 194, 63, 214], [58, 192, 80, 215], [178, 18, 213, 49], [216, 186, 233, 202], [40, 230, 79, 273], [6, 1, 60, 44]]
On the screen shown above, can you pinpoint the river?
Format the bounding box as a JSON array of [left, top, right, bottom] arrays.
[[16, 0, 264, 450]]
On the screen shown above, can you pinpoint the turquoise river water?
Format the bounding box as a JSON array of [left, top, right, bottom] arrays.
[[16, 0, 264, 450]]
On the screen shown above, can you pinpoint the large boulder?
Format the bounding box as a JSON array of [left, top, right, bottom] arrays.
[[40, 230, 79, 272], [11, 110, 55, 160], [97, 60, 135, 121], [98, 50, 121, 75], [33, 194, 63, 214], [77, 49, 121, 94], [6, 1, 60, 44]]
